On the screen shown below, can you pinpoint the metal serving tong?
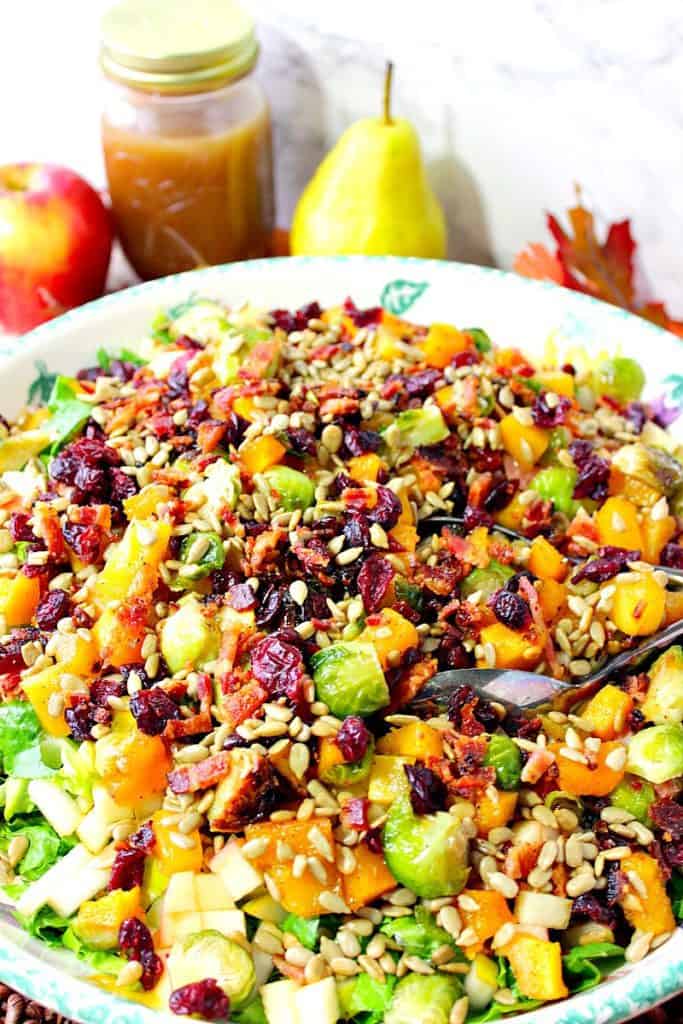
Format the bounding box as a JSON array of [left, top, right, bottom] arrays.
[[406, 513, 683, 713]]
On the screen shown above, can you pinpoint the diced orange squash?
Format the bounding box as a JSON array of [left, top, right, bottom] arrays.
[[475, 789, 518, 838], [642, 515, 676, 564], [151, 810, 203, 875], [239, 435, 286, 475], [97, 717, 171, 806], [534, 371, 575, 398], [434, 384, 458, 417], [93, 605, 146, 668], [73, 886, 144, 949], [500, 934, 568, 1001], [612, 572, 666, 636], [460, 889, 514, 955], [582, 685, 633, 739], [342, 842, 396, 911], [496, 495, 527, 532], [377, 721, 443, 760], [123, 484, 173, 521], [239, 337, 281, 379], [495, 348, 532, 372], [538, 579, 567, 622], [348, 453, 384, 484], [420, 323, 470, 369], [499, 414, 549, 468], [375, 325, 404, 362], [2, 571, 41, 627], [232, 395, 259, 422], [22, 635, 97, 737], [551, 740, 625, 796], [595, 497, 643, 551], [358, 608, 419, 669], [318, 737, 346, 778], [92, 519, 170, 611], [620, 852, 675, 936], [528, 536, 567, 582], [390, 489, 418, 554], [245, 818, 342, 918], [664, 589, 683, 627], [609, 468, 662, 508], [477, 623, 542, 671]]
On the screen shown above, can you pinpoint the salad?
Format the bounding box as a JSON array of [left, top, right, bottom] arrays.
[[0, 296, 682, 1024]]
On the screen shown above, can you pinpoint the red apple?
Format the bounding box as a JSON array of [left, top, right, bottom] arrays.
[[0, 163, 113, 334]]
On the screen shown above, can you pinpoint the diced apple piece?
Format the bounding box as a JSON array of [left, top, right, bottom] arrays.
[[200, 909, 246, 937], [242, 894, 287, 924], [294, 977, 339, 1024], [16, 844, 110, 918], [28, 780, 82, 837], [210, 839, 263, 901], [164, 872, 200, 914], [195, 873, 234, 911], [262, 979, 301, 1024], [515, 890, 572, 930]]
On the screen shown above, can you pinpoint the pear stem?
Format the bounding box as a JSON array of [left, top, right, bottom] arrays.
[[383, 62, 394, 124]]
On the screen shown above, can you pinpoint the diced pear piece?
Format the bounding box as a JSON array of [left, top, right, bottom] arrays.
[[210, 839, 264, 901], [0, 430, 50, 471]]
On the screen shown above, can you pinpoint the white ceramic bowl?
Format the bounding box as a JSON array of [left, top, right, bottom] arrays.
[[1, 257, 682, 1024]]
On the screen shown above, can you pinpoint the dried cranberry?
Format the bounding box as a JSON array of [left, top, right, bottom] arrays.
[[342, 297, 382, 328], [447, 684, 498, 733], [649, 798, 683, 839], [404, 368, 442, 398], [365, 827, 384, 854], [569, 440, 610, 501], [490, 589, 530, 630], [286, 427, 318, 457], [62, 522, 103, 564], [0, 628, 40, 673], [8, 513, 37, 543], [661, 543, 683, 570], [209, 568, 237, 596], [570, 892, 617, 928], [250, 633, 303, 701], [650, 395, 681, 429], [572, 546, 639, 584], [167, 353, 193, 397], [405, 763, 448, 815], [436, 633, 471, 671], [335, 717, 371, 763], [344, 512, 371, 550], [35, 589, 70, 630], [532, 392, 571, 428], [118, 918, 162, 990], [120, 663, 152, 688], [110, 468, 138, 503], [502, 710, 541, 741], [169, 980, 229, 1021], [462, 505, 493, 531], [109, 846, 146, 891], [484, 478, 518, 513], [341, 425, 381, 457], [255, 584, 284, 628], [226, 583, 256, 611], [625, 402, 647, 433], [65, 697, 101, 741], [504, 570, 535, 593], [130, 687, 181, 736], [368, 486, 402, 531], [357, 556, 394, 614], [128, 820, 156, 854], [222, 733, 249, 751]]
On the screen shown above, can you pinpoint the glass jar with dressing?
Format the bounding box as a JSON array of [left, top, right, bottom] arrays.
[[100, 0, 274, 280]]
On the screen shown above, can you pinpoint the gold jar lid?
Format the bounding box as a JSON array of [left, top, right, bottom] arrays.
[[100, 0, 259, 93]]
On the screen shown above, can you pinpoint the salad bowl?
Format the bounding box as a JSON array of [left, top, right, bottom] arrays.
[[0, 256, 682, 1024]]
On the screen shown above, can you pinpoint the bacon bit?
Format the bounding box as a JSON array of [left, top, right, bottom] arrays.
[[168, 751, 232, 794], [319, 396, 360, 418], [520, 745, 556, 784], [462, 376, 479, 417], [388, 656, 437, 712], [220, 681, 269, 728], [488, 539, 516, 565], [552, 862, 568, 897], [505, 842, 542, 880], [32, 507, 66, 560], [309, 342, 342, 361], [196, 672, 213, 713], [567, 508, 600, 544], [272, 956, 305, 984], [417, 563, 463, 596], [344, 487, 377, 511], [164, 710, 213, 741], [68, 503, 112, 531], [340, 797, 370, 831], [518, 575, 562, 679], [242, 528, 285, 575], [410, 455, 443, 494], [196, 420, 228, 453]]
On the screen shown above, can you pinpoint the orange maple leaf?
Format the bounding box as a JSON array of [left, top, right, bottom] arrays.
[[513, 243, 565, 285]]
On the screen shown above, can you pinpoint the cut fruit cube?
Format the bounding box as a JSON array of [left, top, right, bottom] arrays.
[[210, 839, 264, 901]]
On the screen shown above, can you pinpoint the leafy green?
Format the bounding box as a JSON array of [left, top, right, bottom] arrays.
[[460, 561, 515, 601], [337, 973, 397, 1023], [14, 541, 30, 564], [394, 579, 423, 613], [233, 997, 267, 1024], [380, 907, 461, 961], [44, 377, 91, 452], [668, 871, 683, 921], [14, 904, 71, 946], [467, 960, 540, 1022], [464, 328, 492, 354], [281, 913, 320, 951], [96, 347, 146, 371], [0, 701, 43, 774], [0, 813, 75, 881], [562, 941, 625, 993], [483, 734, 522, 791], [62, 926, 126, 976]]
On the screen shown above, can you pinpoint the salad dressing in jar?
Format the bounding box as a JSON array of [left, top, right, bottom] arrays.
[[100, 0, 274, 280]]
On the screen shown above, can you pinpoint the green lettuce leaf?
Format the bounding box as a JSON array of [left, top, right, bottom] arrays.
[[0, 814, 75, 881], [62, 927, 125, 976], [337, 973, 397, 1023], [45, 377, 91, 452], [380, 906, 462, 961], [562, 941, 625, 993], [0, 702, 43, 774], [13, 904, 71, 946], [281, 913, 320, 951], [668, 871, 683, 921]]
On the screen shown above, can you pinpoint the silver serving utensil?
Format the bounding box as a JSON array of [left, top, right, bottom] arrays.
[[417, 514, 683, 585], [407, 618, 683, 714]]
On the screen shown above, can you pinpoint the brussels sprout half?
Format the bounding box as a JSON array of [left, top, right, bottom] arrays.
[[178, 531, 225, 583], [384, 973, 463, 1024], [392, 406, 450, 448], [461, 561, 515, 601], [168, 929, 255, 1010], [642, 646, 683, 725], [593, 357, 645, 403], [530, 466, 578, 518], [483, 733, 522, 791], [311, 642, 389, 718], [382, 795, 470, 899], [262, 465, 315, 511], [610, 777, 655, 824], [318, 739, 375, 787], [627, 723, 683, 784], [160, 598, 220, 675]]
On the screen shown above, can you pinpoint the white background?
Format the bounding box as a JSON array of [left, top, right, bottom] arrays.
[[1, 0, 682, 304]]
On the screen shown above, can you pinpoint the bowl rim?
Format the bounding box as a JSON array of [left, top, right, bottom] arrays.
[[0, 255, 681, 1024]]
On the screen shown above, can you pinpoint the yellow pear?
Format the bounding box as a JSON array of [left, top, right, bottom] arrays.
[[291, 64, 447, 258]]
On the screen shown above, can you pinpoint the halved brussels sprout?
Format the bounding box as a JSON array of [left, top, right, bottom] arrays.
[[627, 723, 683, 784], [593, 357, 645, 403], [167, 929, 255, 1010], [392, 406, 449, 448], [380, 906, 457, 960], [642, 646, 683, 725], [385, 973, 462, 1024], [382, 794, 469, 899], [318, 738, 375, 787], [160, 598, 220, 674], [530, 466, 578, 517], [461, 560, 515, 600], [177, 531, 225, 584], [311, 642, 389, 718], [262, 465, 315, 510], [483, 733, 522, 791], [611, 444, 683, 497], [610, 777, 655, 824]]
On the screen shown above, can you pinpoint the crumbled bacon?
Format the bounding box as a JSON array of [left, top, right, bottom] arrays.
[[168, 752, 232, 794]]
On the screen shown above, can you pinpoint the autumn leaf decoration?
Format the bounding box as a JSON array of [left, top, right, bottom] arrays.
[[514, 193, 683, 338]]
